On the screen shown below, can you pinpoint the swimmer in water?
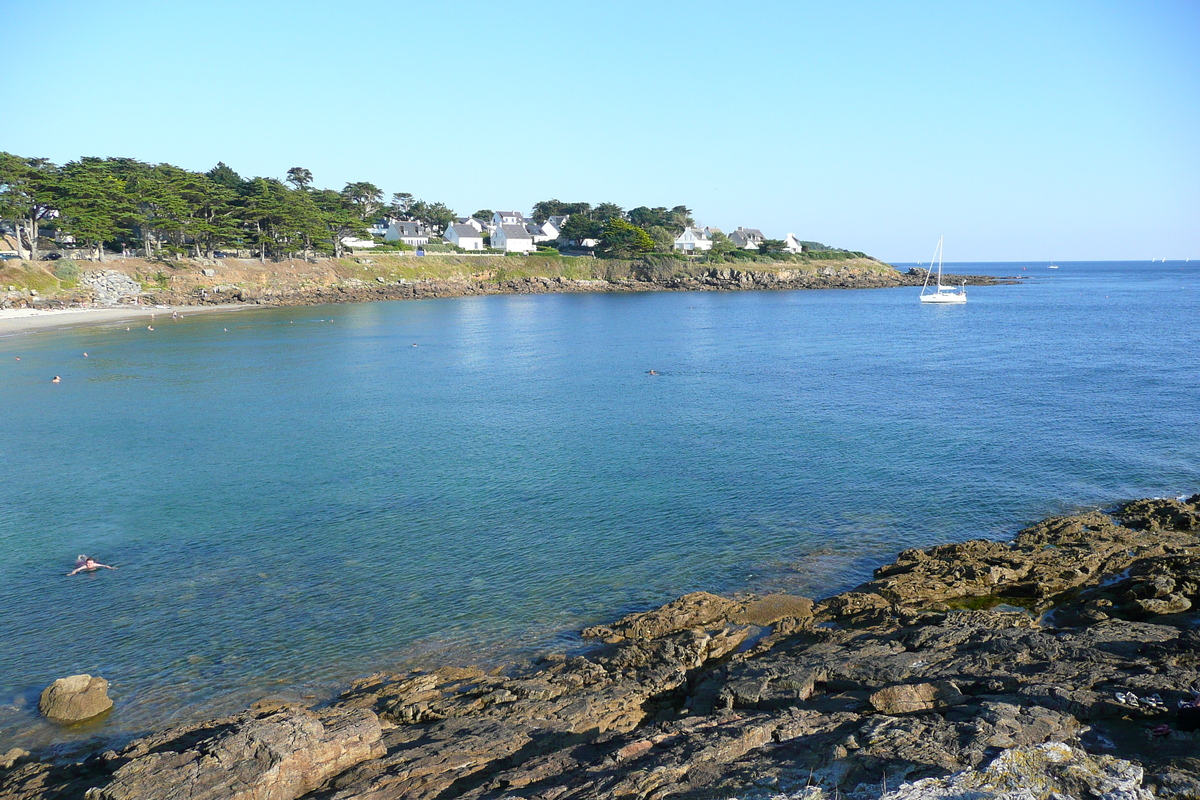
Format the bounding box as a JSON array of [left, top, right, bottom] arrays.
[[647, 370, 658, 375], [51, 375, 61, 383], [67, 556, 117, 576], [147, 325, 154, 330]]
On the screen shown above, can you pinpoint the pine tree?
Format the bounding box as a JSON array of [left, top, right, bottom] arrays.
[[52, 158, 133, 262]]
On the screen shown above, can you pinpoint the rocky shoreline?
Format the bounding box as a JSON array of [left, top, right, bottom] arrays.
[[3, 260, 1009, 312], [151, 265, 1006, 308], [7, 496, 1195, 800]]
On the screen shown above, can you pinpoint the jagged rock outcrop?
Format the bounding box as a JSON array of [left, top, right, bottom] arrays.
[[142, 264, 1005, 308], [873, 742, 1153, 800], [3, 497, 1198, 800], [0, 707, 382, 800]]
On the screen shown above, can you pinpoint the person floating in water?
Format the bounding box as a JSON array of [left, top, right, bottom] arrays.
[[67, 555, 118, 576], [647, 370, 658, 375], [51, 375, 61, 383]]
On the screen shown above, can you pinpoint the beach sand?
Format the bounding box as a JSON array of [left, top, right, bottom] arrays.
[[0, 304, 256, 337]]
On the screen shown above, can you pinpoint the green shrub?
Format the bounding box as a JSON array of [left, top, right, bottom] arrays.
[[806, 250, 866, 261], [53, 260, 80, 282]]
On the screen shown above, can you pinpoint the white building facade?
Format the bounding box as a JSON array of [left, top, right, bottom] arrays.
[[673, 227, 714, 253], [444, 223, 485, 251], [493, 223, 536, 253]]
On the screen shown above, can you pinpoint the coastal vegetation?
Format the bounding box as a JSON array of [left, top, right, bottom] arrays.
[[0, 152, 859, 267]]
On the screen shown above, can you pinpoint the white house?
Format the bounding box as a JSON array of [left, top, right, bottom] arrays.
[[783, 233, 804, 254], [493, 210, 527, 227], [444, 223, 485, 251], [341, 236, 377, 249], [456, 217, 486, 233], [493, 223, 536, 253], [527, 223, 557, 243], [541, 215, 570, 241], [729, 227, 764, 250], [673, 226, 714, 253], [384, 221, 430, 246]]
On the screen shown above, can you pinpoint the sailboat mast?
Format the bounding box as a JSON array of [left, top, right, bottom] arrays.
[[922, 236, 942, 293], [937, 236, 944, 289]]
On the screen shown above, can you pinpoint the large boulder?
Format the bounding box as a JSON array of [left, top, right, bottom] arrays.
[[38, 674, 112, 722]]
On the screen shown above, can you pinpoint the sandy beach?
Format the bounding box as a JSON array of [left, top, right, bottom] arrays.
[[0, 304, 256, 337]]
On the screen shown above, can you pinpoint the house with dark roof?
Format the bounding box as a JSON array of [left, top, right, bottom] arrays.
[[456, 217, 486, 233], [493, 211, 527, 227], [493, 223, 535, 253], [383, 221, 430, 246], [527, 223, 559, 243], [729, 227, 765, 250], [445, 224, 485, 251]]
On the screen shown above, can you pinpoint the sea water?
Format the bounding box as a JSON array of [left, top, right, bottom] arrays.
[[1, 261, 1197, 750]]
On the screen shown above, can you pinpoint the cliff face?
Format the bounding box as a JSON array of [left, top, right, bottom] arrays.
[[9, 498, 1193, 800]]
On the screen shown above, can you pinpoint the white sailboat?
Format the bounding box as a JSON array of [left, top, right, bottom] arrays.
[[919, 236, 967, 304]]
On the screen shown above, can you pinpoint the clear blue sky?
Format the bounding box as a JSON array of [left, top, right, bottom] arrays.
[[4, 0, 1197, 261]]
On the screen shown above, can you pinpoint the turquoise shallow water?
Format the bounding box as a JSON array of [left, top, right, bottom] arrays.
[[1, 261, 1197, 750]]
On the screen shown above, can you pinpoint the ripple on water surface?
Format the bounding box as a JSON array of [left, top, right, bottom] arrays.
[[1, 262, 1198, 750]]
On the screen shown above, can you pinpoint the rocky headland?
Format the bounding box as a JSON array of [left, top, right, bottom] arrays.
[[5, 497, 1196, 800], [0, 255, 1009, 312]]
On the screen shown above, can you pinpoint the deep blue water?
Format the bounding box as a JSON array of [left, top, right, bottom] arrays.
[[1, 261, 1197, 749]]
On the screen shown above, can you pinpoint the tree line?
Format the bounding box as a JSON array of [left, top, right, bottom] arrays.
[[0, 152, 820, 265], [0, 153, 454, 262]]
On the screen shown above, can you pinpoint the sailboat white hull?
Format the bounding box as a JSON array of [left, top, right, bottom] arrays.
[[920, 291, 967, 304], [918, 236, 967, 304]]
